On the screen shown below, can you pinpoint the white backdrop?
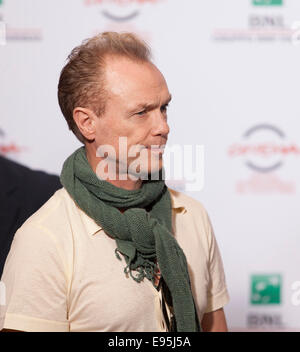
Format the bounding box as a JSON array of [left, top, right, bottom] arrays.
[[1, 0, 300, 331]]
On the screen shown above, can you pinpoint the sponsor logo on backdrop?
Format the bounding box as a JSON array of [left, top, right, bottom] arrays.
[[247, 313, 284, 329], [0, 1, 42, 43], [248, 14, 285, 31], [229, 124, 300, 173], [0, 128, 26, 156], [252, 0, 283, 5], [228, 124, 299, 194], [247, 274, 284, 330], [212, 0, 299, 43], [84, 0, 159, 42], [251, 274, 281, 305], [85, 0, 162, 22]]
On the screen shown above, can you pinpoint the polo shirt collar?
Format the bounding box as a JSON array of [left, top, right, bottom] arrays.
[[169, 188, 187, 215]]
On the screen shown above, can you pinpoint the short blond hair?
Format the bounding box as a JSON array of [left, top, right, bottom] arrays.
[[58, 32, 152, 143]]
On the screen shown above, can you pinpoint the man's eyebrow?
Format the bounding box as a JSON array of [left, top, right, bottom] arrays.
[[128, 94, 172, 113], [164, 94, 172, 105]]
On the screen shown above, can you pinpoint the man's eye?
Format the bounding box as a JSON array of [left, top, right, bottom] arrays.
[[161, 104, 169, 113], [136, 110, 147, 116]]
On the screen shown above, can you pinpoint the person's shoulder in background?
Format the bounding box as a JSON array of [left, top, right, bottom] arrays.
[[0, 155, 61, 210], [0, 155, 62, 277]]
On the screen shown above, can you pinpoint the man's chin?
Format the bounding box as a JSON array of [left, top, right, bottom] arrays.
[[128, 164, 165, 181]]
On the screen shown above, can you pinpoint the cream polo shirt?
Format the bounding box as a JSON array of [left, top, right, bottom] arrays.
[[0, 187, 229, 332]]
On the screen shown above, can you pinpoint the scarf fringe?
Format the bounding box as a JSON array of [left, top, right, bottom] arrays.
[[115, 248, 159, 284]]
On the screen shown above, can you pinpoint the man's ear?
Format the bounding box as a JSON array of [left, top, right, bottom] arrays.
[[73, 107, 97, 141]]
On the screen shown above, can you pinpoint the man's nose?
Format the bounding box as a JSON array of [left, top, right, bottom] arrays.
[[151, 110, 170, 137]]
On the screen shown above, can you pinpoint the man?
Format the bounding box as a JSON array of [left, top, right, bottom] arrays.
[[0, 155, 61, 277], [1, 32, 229, 332]]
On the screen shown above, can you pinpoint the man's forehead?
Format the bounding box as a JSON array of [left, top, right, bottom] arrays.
[[104, 56, 168, 100]]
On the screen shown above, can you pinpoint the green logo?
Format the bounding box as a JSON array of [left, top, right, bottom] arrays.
[[251, 274, 282, 305], [253, 0, 283, 5]]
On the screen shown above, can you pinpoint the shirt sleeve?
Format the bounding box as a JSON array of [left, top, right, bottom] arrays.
[[204, 213, 230, 314], [0, 221, 69, 332]]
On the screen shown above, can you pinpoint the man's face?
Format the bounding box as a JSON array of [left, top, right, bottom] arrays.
[[94, 56, 171, 179]]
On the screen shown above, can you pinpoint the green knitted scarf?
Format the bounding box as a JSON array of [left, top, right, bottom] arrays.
[[60, 147, 200, 332]]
